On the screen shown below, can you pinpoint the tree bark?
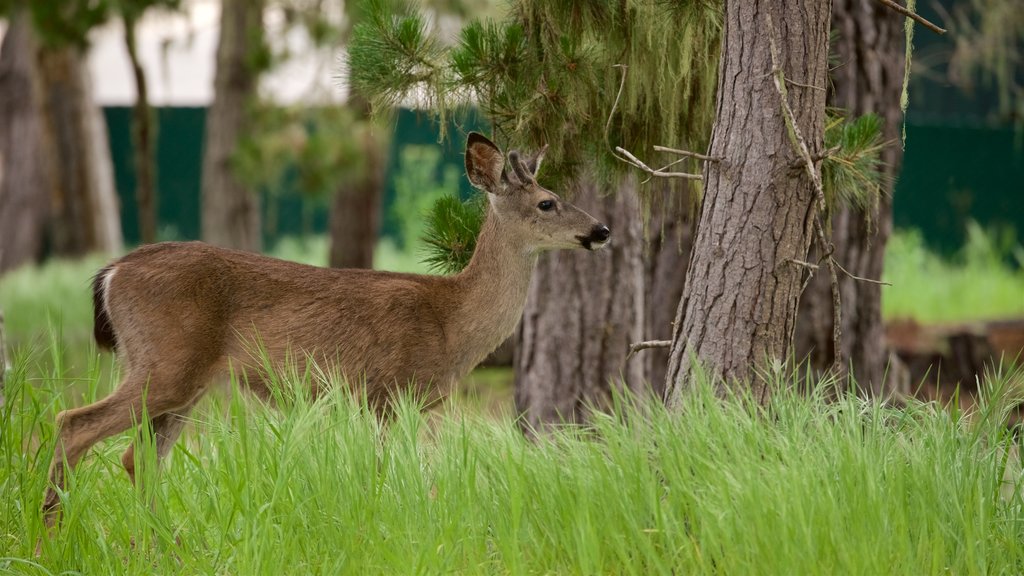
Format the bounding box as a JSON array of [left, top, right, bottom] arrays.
[[35, 37, 123, 259], [201, 0, 265, 252], [328, 125, 384, 269], [83, 60, 123, 256], [0, 12, 50, 274], [664, 0, 831, 404], [124, 13, 159, 245], [795, 0, 906, 396], [643, 188, 694, 399], [514, 175, 646, 432]]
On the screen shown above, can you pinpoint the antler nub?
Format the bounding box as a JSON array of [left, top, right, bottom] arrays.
[[507, 151, 536, 186]]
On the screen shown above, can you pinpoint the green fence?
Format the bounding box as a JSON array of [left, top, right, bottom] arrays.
[[893, 124, 1023, 253], [104, 107, 1021, 252], [103, 107, 484, 247]]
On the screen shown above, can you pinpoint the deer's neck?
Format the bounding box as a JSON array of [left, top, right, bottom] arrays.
[[445, 206, 536, 370]]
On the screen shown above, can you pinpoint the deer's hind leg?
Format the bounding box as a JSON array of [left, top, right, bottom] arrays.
[[43, 363, 210, 526], [121, 399, 199, 486]]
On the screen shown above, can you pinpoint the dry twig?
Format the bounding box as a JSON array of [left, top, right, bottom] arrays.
[[604, 64, 629, 153], [873, 0, 947, 35], [652, 145, 722, 162], [627, 340, 672, 361], [834, 260, 893, 286], [605, 64, 710, 181], [614, 147, 703, 180]]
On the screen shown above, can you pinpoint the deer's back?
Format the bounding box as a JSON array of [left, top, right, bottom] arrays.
[[104, 242, 454, 396]]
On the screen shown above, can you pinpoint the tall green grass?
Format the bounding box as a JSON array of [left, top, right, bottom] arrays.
[[883, 223, 1024, 323], [3, 345, 1024, 574]]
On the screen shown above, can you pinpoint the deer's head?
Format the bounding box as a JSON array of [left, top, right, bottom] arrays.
[[464, 132, 610, 252]]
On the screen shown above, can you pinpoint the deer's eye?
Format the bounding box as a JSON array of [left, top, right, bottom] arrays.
[[538, 200, 555, 212]]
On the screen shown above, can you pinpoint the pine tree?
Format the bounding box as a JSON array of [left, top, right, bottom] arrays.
[[350, 0, 719, 426], [350, 0, 897, 411], [0, 1, 123, 273], [201, 0, 269, 252]]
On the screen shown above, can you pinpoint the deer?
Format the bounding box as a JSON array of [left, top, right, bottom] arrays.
[[42, 132, 611, 524]]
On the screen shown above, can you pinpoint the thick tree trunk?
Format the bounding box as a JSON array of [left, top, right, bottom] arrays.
[[201, 0, 265, 252], [0, 13, 50, 274], [124, 13, 159, 245], [795, 0, 905, 396], [329, 126, 384, 269], [514, 175, 645, 432], [35, 40, 123, 259], [665, 0, 831, 404], [643, 188, 694, 399]]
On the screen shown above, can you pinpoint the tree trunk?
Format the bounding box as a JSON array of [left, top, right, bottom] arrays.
[[0, 12, 50, 274], [329, 125, 384, 269], [201, 0, 265, 252], [795, 0, 906, 396], [124, 13, 159, 245], [665, 0, 831, 404], [643, 187, 694, 399], [83, 61, 123, 256], [35, 39, 123, 259], [514, 175, 646, 432]]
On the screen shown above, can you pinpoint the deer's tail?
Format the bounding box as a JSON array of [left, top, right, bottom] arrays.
[[92, 264, 118, 351]]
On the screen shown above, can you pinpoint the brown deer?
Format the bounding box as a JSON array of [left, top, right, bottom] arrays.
[[42, 132, 610, 523]]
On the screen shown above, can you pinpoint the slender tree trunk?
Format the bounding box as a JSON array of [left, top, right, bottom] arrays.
[[35, 40, 123, 258], [795, 0, 906, 396], [84, 65, 122, 255], [665, 0, 831, 404], [201, 0, 265, 252], [0, 12, 50, 274], [643, 188, 694, 398], [330, 0, 385, 270], [514, 175, 645, 432], [329, 125, 384, 269], [124, 13, 159, 245]]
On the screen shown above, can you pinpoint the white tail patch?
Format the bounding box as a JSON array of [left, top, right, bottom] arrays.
[[102, 266, 117, 317]]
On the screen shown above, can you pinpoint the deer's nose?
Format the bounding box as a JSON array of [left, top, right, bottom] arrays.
[[591, 225, 611, 243]]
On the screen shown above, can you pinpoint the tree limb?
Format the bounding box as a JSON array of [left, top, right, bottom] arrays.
[[834, 259, 893, 286], [652, 145, 722, 162], [607, 65, 712, 180], [614, 147, 703, 180], [872, 0, 947, 35], [627, 340, 672, 361], [604, 64, 628, 152]]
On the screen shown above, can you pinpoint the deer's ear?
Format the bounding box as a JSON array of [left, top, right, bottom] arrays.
[[524, 144, 547, 177], [465, 132, 505, 192]]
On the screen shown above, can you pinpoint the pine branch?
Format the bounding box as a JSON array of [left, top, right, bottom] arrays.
[[348, 0, 452, 113], [420, 194, 486, 274], [821, 112, 886, 215]]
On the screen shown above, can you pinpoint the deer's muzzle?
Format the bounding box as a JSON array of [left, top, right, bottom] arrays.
[[578, 224, 611, 250]]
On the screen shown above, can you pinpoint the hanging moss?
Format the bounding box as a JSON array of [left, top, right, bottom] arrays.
[[349, 0, 886, 270], [350, 0, 722, 191], [900, 0, 916, 148]]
